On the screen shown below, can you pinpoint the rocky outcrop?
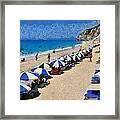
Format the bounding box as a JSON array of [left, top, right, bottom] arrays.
[[77, 24, 100, 41]]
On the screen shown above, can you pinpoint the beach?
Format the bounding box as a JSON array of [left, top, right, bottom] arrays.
[[20, 45, 80, 72], [20, 42, 100, 100]]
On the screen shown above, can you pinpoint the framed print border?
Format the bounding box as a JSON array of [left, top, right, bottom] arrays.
[[0, 0, 119, 119]]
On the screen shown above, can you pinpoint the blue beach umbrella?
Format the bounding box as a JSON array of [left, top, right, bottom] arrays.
[[49, 59, 57, 65], [49, 59, 64, 65], [71, 54, 81, 61], [31, 65, 40, 72], [86, 48, 90, 53], [58, 56, 65, 61], [31, 63, 50, 72], [70, 54, 75, 61], [20, 82, 31, 95], [33, 68, 49, 76], [76, 52, 82, 58], [53, 60, 65, 68], [70, 54, 77, 61], [50, 59, 65, 68], [20, 72, 39, 81], [64, 55, 72, 62], [79, 51, 84, 57]]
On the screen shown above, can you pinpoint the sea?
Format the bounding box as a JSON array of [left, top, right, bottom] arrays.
[[20, 39, 82, 57]]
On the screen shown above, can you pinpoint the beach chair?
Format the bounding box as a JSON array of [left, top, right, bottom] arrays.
[[91, 76, 100, 84], [84, 90, 100, 100], [91, 71, 100, 84]]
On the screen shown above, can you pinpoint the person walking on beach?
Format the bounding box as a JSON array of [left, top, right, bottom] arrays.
[[89, 51, 92, 62], [48, 53, 50, 62], [53, 49, 55, 53], [35, 53, 38, 61]]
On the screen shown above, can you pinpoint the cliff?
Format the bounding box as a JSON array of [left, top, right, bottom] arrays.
[[77, 24, 100, 41]]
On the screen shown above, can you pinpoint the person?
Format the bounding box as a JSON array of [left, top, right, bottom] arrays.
[[21, 57, 26, 62], [31, 80, 38, 91], [35, 53, 38, 61], [89, 51, 92, 62], [42, 77, 47, 83], [48, 53, 50, 62], [89, 44, 93, 50], [53, 49, 55, 53], [29, 80, 40, 98], [78, 45, 82, 52], [78, 47, 81, 52]]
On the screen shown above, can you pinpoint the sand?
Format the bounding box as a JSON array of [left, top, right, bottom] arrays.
[[20, 46, 80, 72], [21, 44, 100, 100]]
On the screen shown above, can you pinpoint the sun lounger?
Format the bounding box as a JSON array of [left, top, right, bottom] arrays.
[[91, 71, 100, 84], [84, 90, 100, 100], [91, 76, 100, 84]]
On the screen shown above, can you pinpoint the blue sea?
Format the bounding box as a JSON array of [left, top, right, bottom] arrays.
[[20, 39, 82, 56]]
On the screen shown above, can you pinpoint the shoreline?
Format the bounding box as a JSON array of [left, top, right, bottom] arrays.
[[20, 36, 99, 72], [20, 43, 81, 59], [20, 44, 82, 72], [20, 39, 100, 100]]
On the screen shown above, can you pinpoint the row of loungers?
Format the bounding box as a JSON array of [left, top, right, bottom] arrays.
[[84, 63, 100, 100]]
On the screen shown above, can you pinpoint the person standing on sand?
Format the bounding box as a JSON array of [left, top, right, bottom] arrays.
[[53, 49, 55, 53], [79, 45, 82, 52], [89, 51, 92, 62], [48, 53, 50, 62], [35, 53, 38, 61]]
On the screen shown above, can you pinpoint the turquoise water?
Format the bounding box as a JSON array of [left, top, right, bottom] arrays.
[[20, 39, 82, 56], [20, 20, 100, 56]]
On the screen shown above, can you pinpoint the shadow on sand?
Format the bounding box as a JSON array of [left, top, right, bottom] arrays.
[[20, 91, 40, 100]]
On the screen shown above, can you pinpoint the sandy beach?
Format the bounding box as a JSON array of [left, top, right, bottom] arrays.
[[20, 46, 81, 72], [20, 42, 100, 100]]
